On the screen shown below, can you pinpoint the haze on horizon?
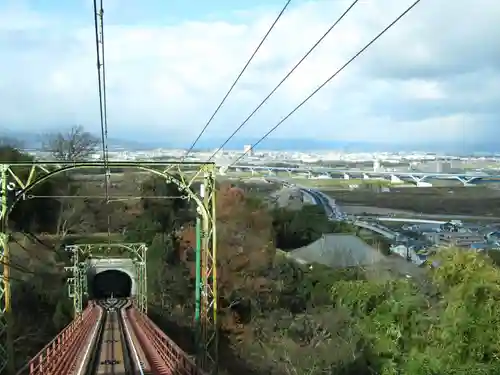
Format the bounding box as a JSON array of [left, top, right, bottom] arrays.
[[0, 0, 499, 148]]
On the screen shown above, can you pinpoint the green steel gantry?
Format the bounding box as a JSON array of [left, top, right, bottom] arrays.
[[0, 161, 218, 374], [65, 242, 148, 315]]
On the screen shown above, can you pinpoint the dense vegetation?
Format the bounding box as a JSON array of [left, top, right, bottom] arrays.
[[2, 127, 500, 374], [271, 204, 355, 250], [170, 193, 500, 375]]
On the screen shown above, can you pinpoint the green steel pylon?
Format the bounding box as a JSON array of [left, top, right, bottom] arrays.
[[0, 161, 218, 374]]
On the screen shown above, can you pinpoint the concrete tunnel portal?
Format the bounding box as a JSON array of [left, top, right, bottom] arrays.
[[91, 269, 133, 299]]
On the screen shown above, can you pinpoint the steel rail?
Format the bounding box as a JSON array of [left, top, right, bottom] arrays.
[[92, 299, 129, 375], [120, 306, 148, 375], [19, 298, 202, 375]]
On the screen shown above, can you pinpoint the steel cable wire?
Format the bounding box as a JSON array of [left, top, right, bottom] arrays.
[[183, 0, 293, 159], [92, 0, 110, 188], [207, 0, 361, 161], [229, 0, 423, 166], [0, 258, 54, 277], [92, 0, 113, 242]]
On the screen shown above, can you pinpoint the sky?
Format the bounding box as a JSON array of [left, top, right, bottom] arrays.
[[0, 0, 499, 149]]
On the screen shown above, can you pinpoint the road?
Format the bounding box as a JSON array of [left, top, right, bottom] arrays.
[[267, 177, 344, 220], [341, 205, 500, 222], [267, 177, 406, 239], [267, 177, 431, 280], [304, 189, 335, 218]]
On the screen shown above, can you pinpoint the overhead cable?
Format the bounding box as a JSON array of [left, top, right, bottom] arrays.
[[92, 0, 113, 241], [1, 258, 45, 276], [208, 0, 361, 161], [15, 231, 59, 255], [183, 0, 293, 159], [26, 194, 187, 200], [9, 235, 56, 266], [0, 270, 29, 283], [4, 275, 28, 283], [93, 0, 111, 184], [4, 235, 64, 273], [230, 0, 422, 166]]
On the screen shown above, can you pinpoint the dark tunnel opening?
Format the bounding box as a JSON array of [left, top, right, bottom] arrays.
[[91, 269, 132, 299]]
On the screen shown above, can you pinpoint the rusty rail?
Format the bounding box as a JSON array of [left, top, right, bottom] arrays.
[[26, 302, 102, 375], [127, 308, 205, 375]]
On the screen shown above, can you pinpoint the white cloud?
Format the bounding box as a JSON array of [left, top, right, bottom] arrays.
[[0, 0, 499, 148], [400, 80, 446, 100]]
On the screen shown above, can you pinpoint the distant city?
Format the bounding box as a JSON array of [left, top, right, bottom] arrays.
[[26, 144, 500, 177], [3, 128, 500, 176], [1, 129, 498, 156]]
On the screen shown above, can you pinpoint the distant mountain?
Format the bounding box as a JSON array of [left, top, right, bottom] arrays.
[[0, 130, 172, 151], [193, 137, 498, 155], [1, 129, 497, 155], [0, 130, 44, 149], [106, 137, 172, 150]]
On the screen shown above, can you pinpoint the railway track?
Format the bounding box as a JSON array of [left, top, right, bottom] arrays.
[[21, 296, 202, 375], [95, 301, 127, 374], [83, 298, 152, 375]]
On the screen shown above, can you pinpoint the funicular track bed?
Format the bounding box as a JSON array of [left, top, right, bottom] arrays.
[[85, 298, 151, 375], [20, 296, 200, 375]]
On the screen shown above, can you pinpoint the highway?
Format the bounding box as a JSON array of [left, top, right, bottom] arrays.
[[342, 205, 500, 222], [304, 189, 331, 216], [304, 189, 344, 220], [352, 220, 400, 240], [267, 177, 345, 220], [266, 177, 405, 241], [230, 164, 500, 183], [267, 177, 339, 219]]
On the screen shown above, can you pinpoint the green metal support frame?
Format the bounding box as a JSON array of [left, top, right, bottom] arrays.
[[65, 242, 148, 315], [0, 161, 218, 374], [64, 247, 84, 316], [0, 165, 11, 374]]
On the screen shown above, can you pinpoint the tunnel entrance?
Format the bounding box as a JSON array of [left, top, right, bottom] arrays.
[[91, 269, 132, 299]]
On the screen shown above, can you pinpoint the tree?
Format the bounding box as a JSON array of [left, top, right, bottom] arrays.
[[175, 184, 276, 339], [11, 270, 72, 370], [323, 248, 500, 375], [42, 126, 99, 239], [124, 174, 195, 318], [139, 174, 192, 233], [125, 176, 500, 374], [271, 205, 354, 250], [43, 125, 99, 161], [55, 198, 94, 237]]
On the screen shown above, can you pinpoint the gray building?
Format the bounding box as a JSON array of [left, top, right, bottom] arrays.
[[437, 231, 484, 248], [287, 234, 383, 268]]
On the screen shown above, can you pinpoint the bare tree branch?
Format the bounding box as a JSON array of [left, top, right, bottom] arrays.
[[41, 126, 98, 238], [43, 125, 99, 161], [56, 197, 93, 238]]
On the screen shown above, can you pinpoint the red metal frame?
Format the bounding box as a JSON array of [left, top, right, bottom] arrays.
[[127, 308, 204, 375], [27, 302, 101, 375], [20, 303, 204, 375], [120, 304, 153, 373]]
